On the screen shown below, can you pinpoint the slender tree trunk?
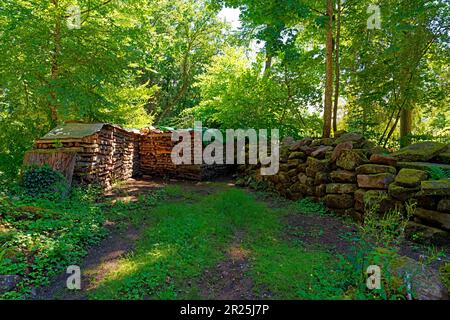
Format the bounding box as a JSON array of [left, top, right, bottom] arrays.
[[400, 108, 413, 147], [49, 0, 61, 125], [383, 108, 402, 147], [263, 54, 273, 77], [23, 81, 30, 110], [362, 106, 367, 134], [156, 79, 189, 123], [383, 37, 435, 146], [379, 108, 396, 145], [332, 0, 341, 134], [156, 40, 193, 123], [323, 0, 334, 138]]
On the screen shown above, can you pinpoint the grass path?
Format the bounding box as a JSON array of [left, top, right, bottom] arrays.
[[34, 178, 449, 300]]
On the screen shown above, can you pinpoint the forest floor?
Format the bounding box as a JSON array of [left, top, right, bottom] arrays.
[[33, 178, 449, 300]]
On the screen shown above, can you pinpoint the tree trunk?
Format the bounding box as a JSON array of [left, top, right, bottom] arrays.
[[362, 106, 367, 134], [323, 0, 334, 138], [156, 41, 192, 123], [379, 108, 396, 145], [156, 79, 190, 123], [383, 108, 402, 148], [49, 0, 61, 125], [332, 0, 341, 134], [263, 54, 273, 77], [400, 108, 413, 147]]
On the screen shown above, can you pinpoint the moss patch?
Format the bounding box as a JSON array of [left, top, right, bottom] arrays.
[[388, 183, 420, 201], [420, 179, 450, 196], [391, 141, 447, 162], [439, 263, 450, 292], [395, 169, 428, 188]]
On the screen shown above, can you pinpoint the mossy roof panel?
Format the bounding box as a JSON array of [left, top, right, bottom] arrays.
[[41, 123, 106, 140]]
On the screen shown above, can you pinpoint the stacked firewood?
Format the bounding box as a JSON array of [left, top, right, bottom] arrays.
[[140, 129, 233, 180], [28, 124, 234, 186], [31, 124, 140, 189]]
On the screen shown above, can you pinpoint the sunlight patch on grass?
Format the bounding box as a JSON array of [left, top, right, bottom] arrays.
[[90, 188, 346, 300]]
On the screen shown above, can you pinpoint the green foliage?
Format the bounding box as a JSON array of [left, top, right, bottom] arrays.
[[0, 185, 106, 298], [20, 165, 69, 200], [0, 0, 225, 181], [361, 207, 412, 248], [420, 245, 446, 268], [178, 46, 323, 138], [219, 0, 449, 145], [294, 259, 353, 300], [0, 0, 448, 300], [292, 198, 327, 215], [336, 203, 417, 300], [1, 0, 448, 181], [342, 0, 449, 146], [0, 182, 174, 299], [439, 262, 450, 292], [337, 244, 411, 300], [426, 166, 450, 180], [271, 197, 414, 300], [145, 0, 227, 124]]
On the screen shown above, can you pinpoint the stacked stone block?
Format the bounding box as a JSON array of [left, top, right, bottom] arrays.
[[238, 135, 450, 245]]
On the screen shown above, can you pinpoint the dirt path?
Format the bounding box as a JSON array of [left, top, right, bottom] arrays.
[[283, 213, 358, 255], [32, 177, 449, 300], [199, 230, 256, 300], [33, 224, 142, 300], [33, 177, 237, 300]]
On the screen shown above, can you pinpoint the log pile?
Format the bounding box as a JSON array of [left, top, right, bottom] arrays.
[[140, 131, 182, 177], [140, 129, 233, 180], [29, 124, 140, 189], [26, 123, 235, 187]]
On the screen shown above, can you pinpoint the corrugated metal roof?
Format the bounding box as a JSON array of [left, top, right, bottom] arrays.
[[41, 123, 106, 140]]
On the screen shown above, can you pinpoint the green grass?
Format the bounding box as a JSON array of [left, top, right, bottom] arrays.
[[290, 198, 328, 216], [249, 243, 342, 299], [439, 262, 450, 292], [1, 182, 418, 300], [91, 188, 263, 299], [90, 188, 345, 299]]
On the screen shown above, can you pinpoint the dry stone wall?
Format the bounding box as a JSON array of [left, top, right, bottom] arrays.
[[237, 133, 450, 245]]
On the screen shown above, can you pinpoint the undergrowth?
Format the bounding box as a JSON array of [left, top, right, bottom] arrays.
[[0, 185, 106, 299], [0, 174, 172, 299], [292, 198, 328, 216], [20, 165, 70, 200], [337, 198, 418, 300], [426, 166, 450, 180], [439, 263, 450, 292], [1, 176, 445, 300]]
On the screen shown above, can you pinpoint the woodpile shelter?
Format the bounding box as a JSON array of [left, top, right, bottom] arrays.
[[24, 123, 234, 189], [24, 123, 141, 189]]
